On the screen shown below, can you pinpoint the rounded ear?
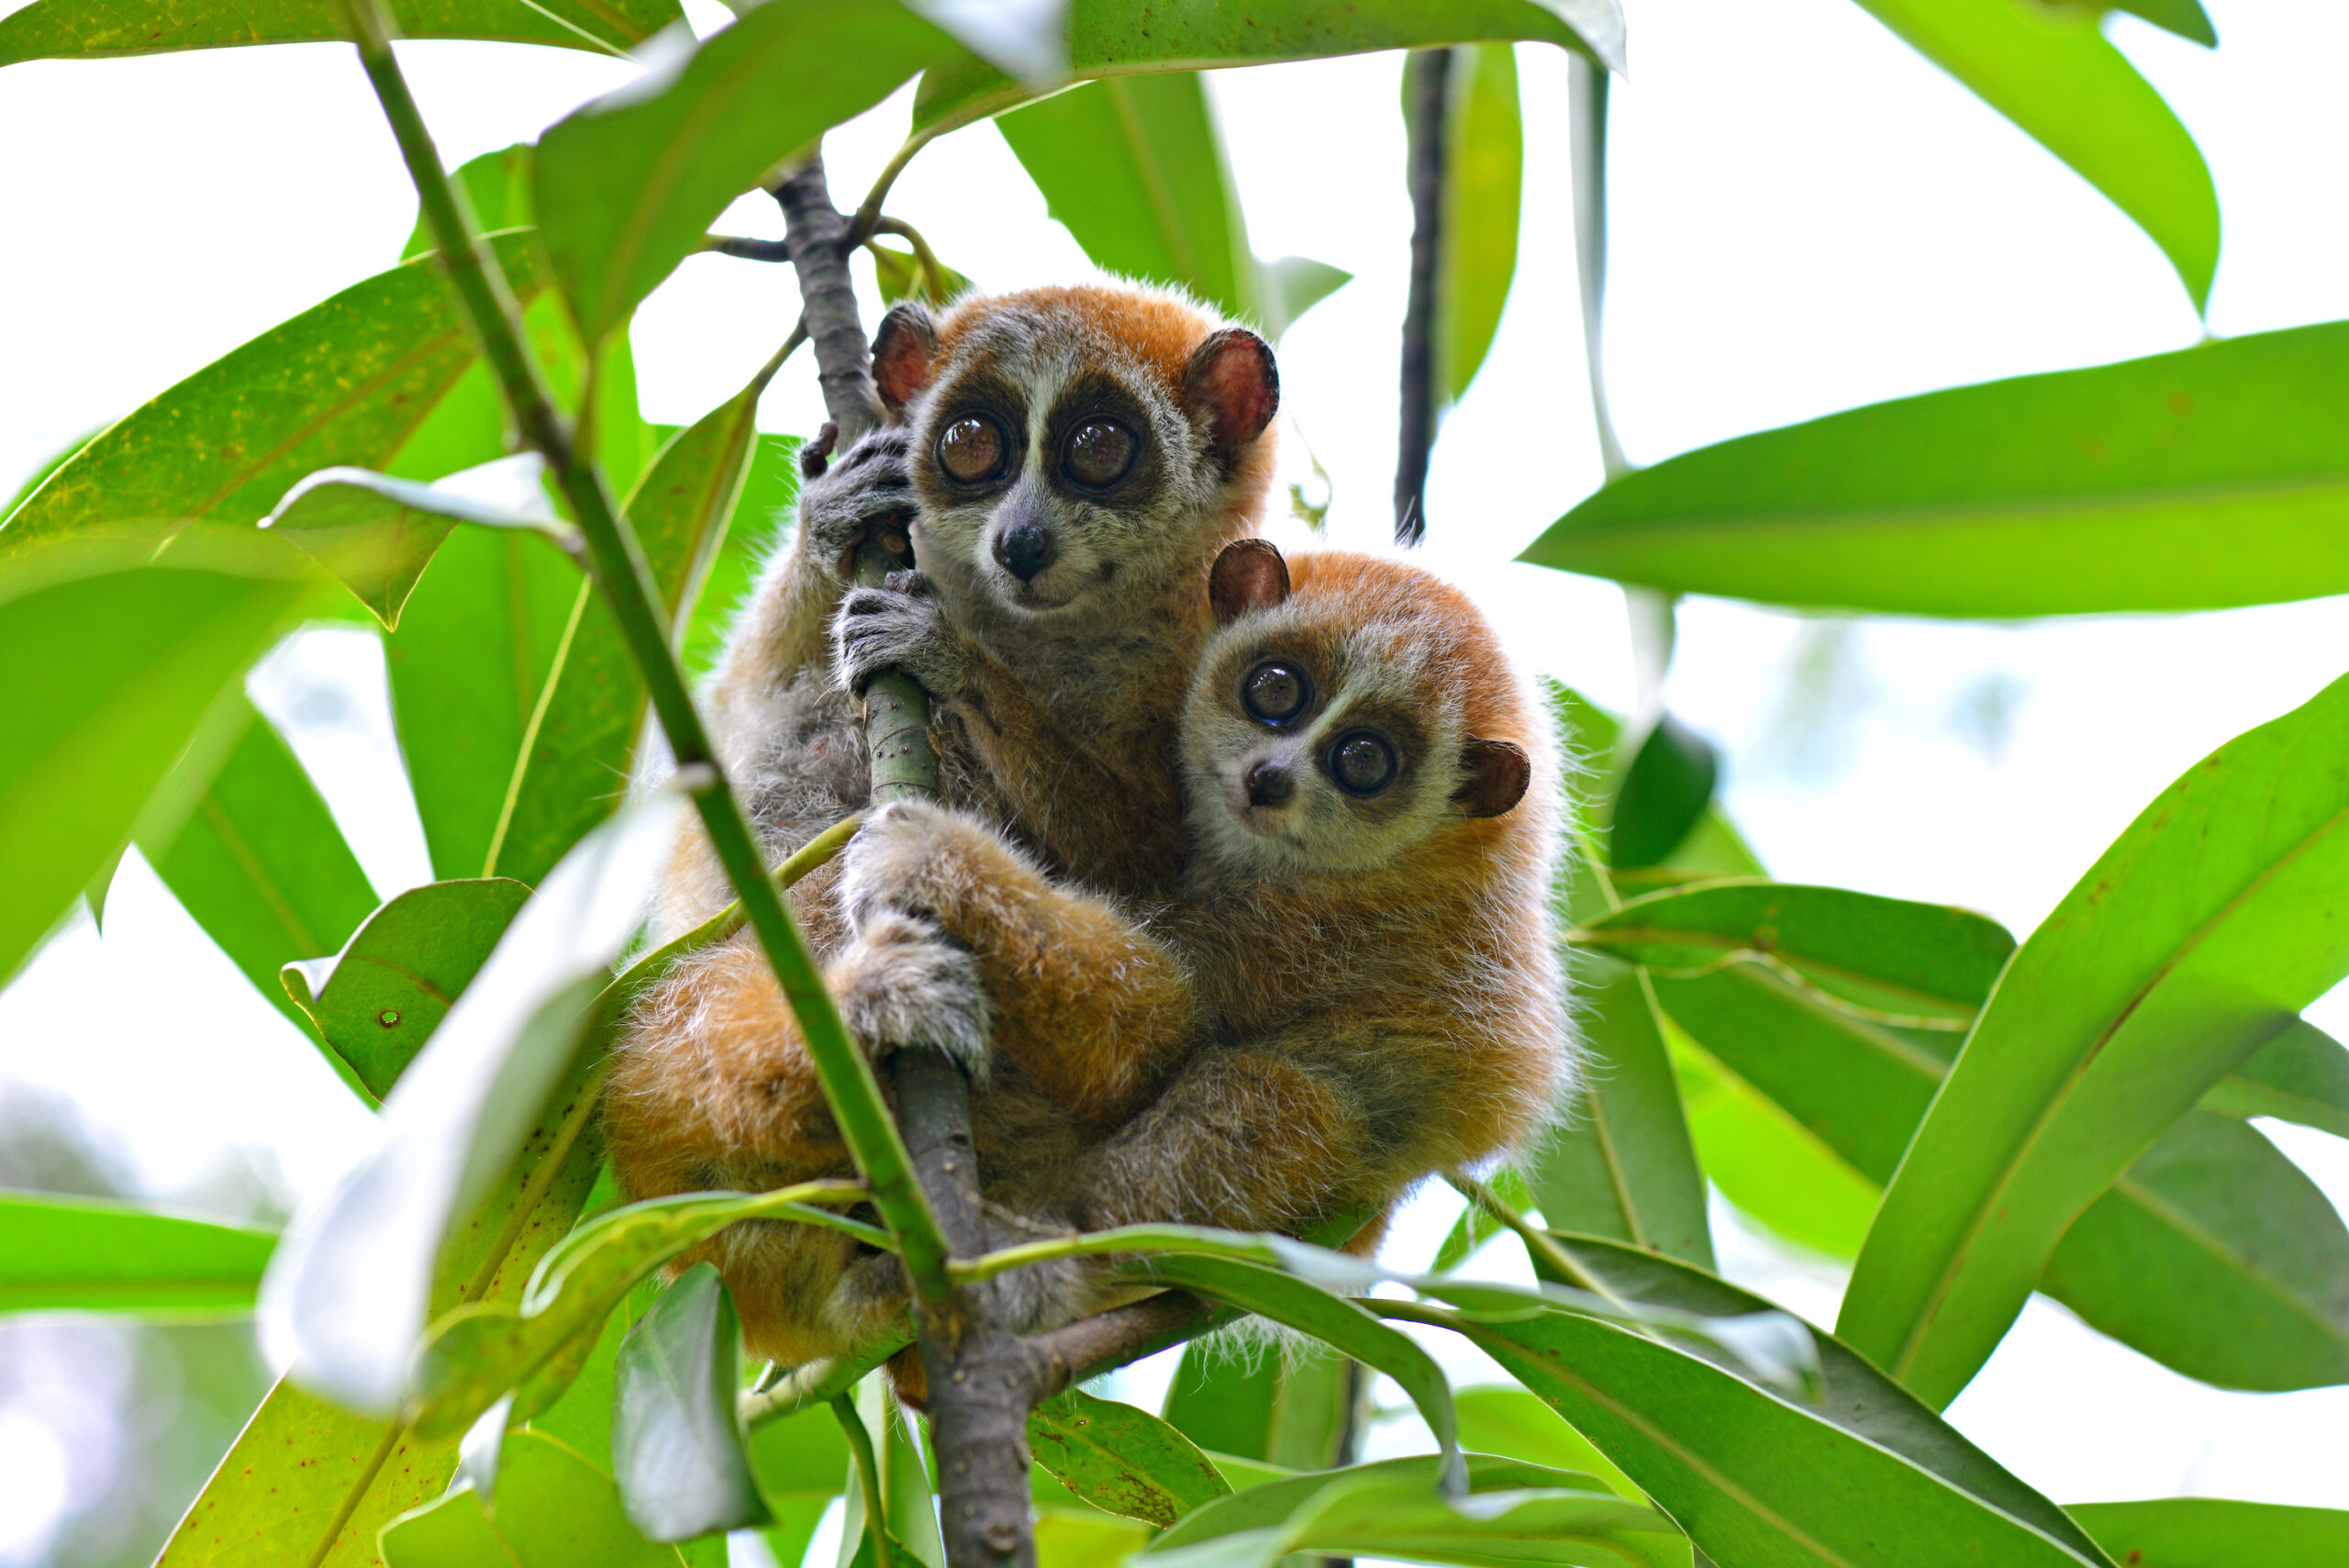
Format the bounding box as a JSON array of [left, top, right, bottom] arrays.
[[1208, 539, 1290, 624], [1453, 739, 1531, 818], [1180, 327, 1279, 454], [872, 302, 938, 413]]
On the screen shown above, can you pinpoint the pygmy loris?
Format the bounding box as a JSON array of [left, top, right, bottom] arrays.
[[805, 541, 1573, 1350], [602, 284, 1282, 1363]]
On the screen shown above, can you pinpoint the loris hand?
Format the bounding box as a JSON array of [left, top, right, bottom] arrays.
[[828, 908, 992, 1078], [796, 425, 916, 578], [832, 569, 974, 699]]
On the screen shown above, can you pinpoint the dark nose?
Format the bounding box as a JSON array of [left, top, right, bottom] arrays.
[[994, 518, 1057, 582], [1244, 759, 1293, 807]]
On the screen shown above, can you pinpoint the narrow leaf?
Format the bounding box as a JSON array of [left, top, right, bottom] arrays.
[[140, 695, 376, 1041], [1851, 0, 2217, 307], [2199, 1018, 2349, 1140], [1256, 255, 1353, 341], [1610, 714, 1717, 870], [263, 466, 577, 630], [2068, 1496, 2349, 1567], [1435, 42, 1523, 407], [0, 1192, 275, 1316], [379, 1430, 683, 1568], [282, 878, 533, 1102], [613, 1264, 769, 1540], [535, 0, 955, 344], [910, 0, 1626, 144], [1521, 324, 2349, 617], [1000, 73, 1258, 320], [262, 797, 680, 1415], [1840, 671, 2349, 1407], [1453, 1235, 2113, 1568], [1028, 1387, 1230, 1528], [0, 0, 683, 64]]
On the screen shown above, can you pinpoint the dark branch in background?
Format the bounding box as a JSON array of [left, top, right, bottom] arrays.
[[1568, 57, 1631, 482], [702, 233, 795, 261], [769, 151, 1036, 1568], [1394, 47, 1455, 547]]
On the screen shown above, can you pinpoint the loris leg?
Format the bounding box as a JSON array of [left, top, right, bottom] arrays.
[[834, 800, 1197, 1126], [1067, 1043, 1376, 1240]]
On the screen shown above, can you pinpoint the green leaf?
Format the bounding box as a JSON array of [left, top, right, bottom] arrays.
[[413, 1184, 871, 1440], [0, 569, 306, 981], [1526, 961, 1715, 1267], [1839, 671, 2349, 1407], [2040, 1110, 2349, 1391], [2199, 1018, 2349, 1140], [1454, 1235, 2113, 1568], [406, 143, 538, 263], [1000, 73, 1259, 320], [1256, 255, 1353, 341], [0, 0, 683, 64], [1028, 1387, 1231, 1527], [380, 1431, 684, 1568], [0, 1192, 275, 1316], [1453, 1385, 1642, 1502], [2107, 0, 2217, 48], [1140, 1454, 1687, 1568], [1436, 1167, 1533, 1273], [1435, 42, 1522, 407], [746, 1398, 852, 1509], [2068, 1497, 2349, 1567], [534, 0, 955, 345], [1128, 1253, 1464, 1493], [1035, 1509, 1152, 1567], [262, 466, 578, 631], [1162, 1342, 1280, 1463], [262, 798, 680, 1415], [486, 371, 771, 888], [1, 231, 550, 602], [282, 878, 533, 1103], [1609, 714, 1718, 870], [139, 695, 378, 1043], [910, 0, 1626, 144], [1849, 0, 2216, 308], [1579, 880, 2016, 1022], [1521, 323, 2349, 617], [679, 431, 798, 680], [612, 1264, 769, 1540], [1675, 1032, 1885, 1259], [869, 239, 973, 307]]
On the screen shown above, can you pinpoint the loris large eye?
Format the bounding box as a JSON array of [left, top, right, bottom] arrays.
[[1063, 417, 1136, 488], [1241, 661, 1310, 725], [937, 414, 1007, 484], [1328, 730, 1397, 795]]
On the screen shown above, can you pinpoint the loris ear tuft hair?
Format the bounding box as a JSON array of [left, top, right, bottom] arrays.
[[1454, 739, 1531, 818], [872, 303, 938, 413], [1181, 328, 1279, 455], [1209, 539, 1289, 624]]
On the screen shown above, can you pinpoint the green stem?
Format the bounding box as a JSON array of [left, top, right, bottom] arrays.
[[832, 1392, 896, 1568], [1445, 1171, 1623, 1306], [330, 0, 949, 1286]]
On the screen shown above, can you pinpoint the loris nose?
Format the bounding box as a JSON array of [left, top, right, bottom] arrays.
[[994, 519, 1057, 582], [1244, 759, 1294, 807]]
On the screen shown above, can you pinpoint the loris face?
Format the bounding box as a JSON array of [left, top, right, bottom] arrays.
[[868, 287, 1277, 627], [1183, 542, 1532, 881]]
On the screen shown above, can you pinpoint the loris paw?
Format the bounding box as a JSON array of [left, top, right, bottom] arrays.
[[831, 570, 972, 697], [795, 427, 915, 575], [836, 799, 1011, 933], [829, 908, 992, 1078]]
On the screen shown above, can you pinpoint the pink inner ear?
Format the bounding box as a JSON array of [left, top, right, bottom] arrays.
[[1184, 329, 1279, 451], [1209, 539, 1290, 623], [872, 306, 937, 412]]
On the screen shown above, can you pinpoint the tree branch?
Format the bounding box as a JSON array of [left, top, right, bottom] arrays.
[[1394, 46, 1454, 547], [770, 148, 1035, 1568], [1023, 1293, 1229, 1406], [327, 0, 953, 1337]]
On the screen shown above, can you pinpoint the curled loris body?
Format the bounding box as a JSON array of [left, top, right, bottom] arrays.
[[801, 543, 1573, 1353], [603, 284, 1281, 1363]]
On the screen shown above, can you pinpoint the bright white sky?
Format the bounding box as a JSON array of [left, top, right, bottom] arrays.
[[3, 0, 2347, 1542]]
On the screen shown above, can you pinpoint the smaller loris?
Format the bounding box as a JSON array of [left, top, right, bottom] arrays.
[[807, 540, 1572, 1351]]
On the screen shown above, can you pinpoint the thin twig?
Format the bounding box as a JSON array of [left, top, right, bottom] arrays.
[[702, 233, 796, 261], [1024, 1293, 1229, 1407], [1393, 47, 1454, 547], [328, 0, 951, 1286]]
